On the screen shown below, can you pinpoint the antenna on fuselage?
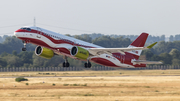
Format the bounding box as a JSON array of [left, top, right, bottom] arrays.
[[34, 17, 36, 26]]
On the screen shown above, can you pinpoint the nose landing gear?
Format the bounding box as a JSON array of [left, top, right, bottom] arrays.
[[22, 41, 27, 51]]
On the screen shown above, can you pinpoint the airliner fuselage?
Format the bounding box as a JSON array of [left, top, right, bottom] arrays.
[[14, 26, 161, 68]]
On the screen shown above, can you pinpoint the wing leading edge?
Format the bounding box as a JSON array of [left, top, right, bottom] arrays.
[[88, 42, 157, 56], [88, 47, 147, 55]]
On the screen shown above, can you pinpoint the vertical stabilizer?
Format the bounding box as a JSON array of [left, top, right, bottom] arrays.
[[127, 33, 149, 59]]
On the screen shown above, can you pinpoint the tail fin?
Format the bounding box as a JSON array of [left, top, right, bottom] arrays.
[[127, 33, 149, 59]]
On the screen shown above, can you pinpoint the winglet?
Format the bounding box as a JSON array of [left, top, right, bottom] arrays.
[[147, 42, 157, 49]]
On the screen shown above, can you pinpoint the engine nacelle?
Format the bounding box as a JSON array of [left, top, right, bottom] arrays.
[[71, 46, 89, 60], [35, 46, 54, 59]]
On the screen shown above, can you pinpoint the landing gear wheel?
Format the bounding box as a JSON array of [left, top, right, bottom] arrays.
[[62, 62, 70, 67], [84, 63, 88, 68], [63, 62, 66, 67], [22, 48, 27, 51], [66, 62, 70, 67], [22, 40, 27, 51], [84, 62, 91, 68], [88, 63, 91, 68]]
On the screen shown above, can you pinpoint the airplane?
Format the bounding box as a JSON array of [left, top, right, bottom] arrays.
[[14, 26, 162, 68]]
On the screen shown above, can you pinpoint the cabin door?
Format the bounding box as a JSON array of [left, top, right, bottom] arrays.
[[36, 27, 42, 38]]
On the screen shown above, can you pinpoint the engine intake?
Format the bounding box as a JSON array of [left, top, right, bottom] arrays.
[[71, 46, 89, 60], [35, 46, 54, 59]]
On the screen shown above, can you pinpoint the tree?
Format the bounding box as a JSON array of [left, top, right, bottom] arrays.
[[18, 51, 33, 64], [150, 55, 161, 61], [154, 41, 174, 54], [92, 36, 112, 47], [5, 55, 22, 67], [1, 52, 8, 57], [160, 35, 165, 41], [172, 59, 180, 65], [141, 50, 154, 60], [0, 58, 7, 68], [12, 50, 17, 56], [175, 34, 180, 41], [159, 53, 172, 65], [92, 36, 131, 48], [32, 54, 48, 67], [169, 35, 174, 42], [74, 34, 92, 43], [169, 49, 180, 59]]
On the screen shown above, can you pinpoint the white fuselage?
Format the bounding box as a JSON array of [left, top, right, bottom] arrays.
[[14, 26, 146, 68]]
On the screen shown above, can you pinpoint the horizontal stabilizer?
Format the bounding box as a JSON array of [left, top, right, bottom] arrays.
[[132, 60, 162, 65]]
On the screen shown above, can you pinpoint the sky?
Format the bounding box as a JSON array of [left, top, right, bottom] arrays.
[[0, 0, 180, 36]]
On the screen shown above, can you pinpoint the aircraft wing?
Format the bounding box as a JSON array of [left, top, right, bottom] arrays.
[[132, 60, 163, 64], [88, 47, 147, 55], [88, 42, 157, 56]]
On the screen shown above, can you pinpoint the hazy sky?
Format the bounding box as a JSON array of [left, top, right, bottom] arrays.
[[1, 0, 180, 36]]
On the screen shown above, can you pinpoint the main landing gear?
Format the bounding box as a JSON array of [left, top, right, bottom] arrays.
[[84, 61, 91, 68], [22, 41, 27, 51], [62, 56, 70, 67]]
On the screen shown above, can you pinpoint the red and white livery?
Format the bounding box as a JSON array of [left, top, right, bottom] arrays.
[[14, 26, 162, 68]]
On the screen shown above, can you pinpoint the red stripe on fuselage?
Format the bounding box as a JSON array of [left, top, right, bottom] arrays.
[[16, 29, 147, 68], [16, 29, 95, 48], [112, 52, 146, 67], [125, 52, 139, 60], [18, 37, 71, 56], [91, 57, 119, 67]]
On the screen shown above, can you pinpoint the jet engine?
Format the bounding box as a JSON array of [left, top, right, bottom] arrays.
[[71, 46, 89, 60], [35, 46, 54, 59]]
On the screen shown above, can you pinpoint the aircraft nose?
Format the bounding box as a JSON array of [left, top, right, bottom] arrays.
[[14, 29, 22, 37], [14, 31, 19, 37], [14, 32, 17, 36]]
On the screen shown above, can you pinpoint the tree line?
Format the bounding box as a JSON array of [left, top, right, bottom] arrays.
[[0, 34, 180, 68], [77, 33, 165, 44]]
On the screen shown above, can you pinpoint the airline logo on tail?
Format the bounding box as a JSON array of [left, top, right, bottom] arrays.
[[132, 50, 138, 54], [127, 33, 148, 59]]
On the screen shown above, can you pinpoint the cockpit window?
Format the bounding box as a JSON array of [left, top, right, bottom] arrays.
[[20, 27, 26, 30], [20, 27, 31, 31], [26, 28, 31, 31]]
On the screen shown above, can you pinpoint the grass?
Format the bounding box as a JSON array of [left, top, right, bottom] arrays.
[[0, 70, 180, 100], [63, 84, 69, 86], [1, 69, 180, 77], [84, 93, 94, 96], [15, 77, 28, 82], [63, 83, 87, 86], [155, 90, 159, 92], [71, 84, 79, 86], [144, 86, 150, 88]]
